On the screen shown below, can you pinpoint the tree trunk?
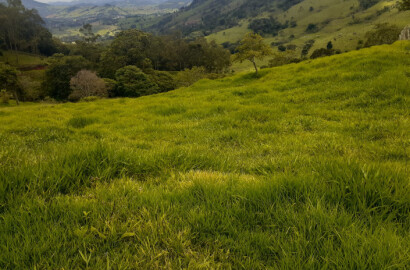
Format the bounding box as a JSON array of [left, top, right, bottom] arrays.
[[12, 90, 19, 106], [252, 59, 258, 75]]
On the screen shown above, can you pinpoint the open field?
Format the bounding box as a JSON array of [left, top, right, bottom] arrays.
[[0, 42, 409, 268]]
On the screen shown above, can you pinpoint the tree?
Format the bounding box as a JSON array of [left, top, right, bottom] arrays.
[[43, 54, 90, 100], [0, 63, 19, 105], [69, 70, 107, 101], [327, 41, 333, 50], [79, 24, 100, 44], [0, 0, 55, 58], [364, 23, 401, 47], [233, 33, 273, 75], [301, 39, 315, 58], [115, 66, 158, 97], [397, 0, 410, 10]]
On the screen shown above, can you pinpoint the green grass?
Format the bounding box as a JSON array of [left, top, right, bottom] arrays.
[[0, 51, 46, 67], [0, 42, 409, 269]]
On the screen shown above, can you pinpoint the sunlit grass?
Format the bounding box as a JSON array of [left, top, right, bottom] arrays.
[[0, 42, 409, 269]]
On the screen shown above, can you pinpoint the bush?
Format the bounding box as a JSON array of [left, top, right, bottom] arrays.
[[306, 23, 319, 33], [364, 23, 401, 47], [175, 67, 207, 87], [69, 70, 107, 102], [115, 66, 158, 97], [103, 78, 117, 97], [269, 51, 301, 67], [249, 17, 287, 36], [310, 48, 341, 59], [147, 71, 176, 93], [18, 76, 42, 101], [0, 89, 10, 104]]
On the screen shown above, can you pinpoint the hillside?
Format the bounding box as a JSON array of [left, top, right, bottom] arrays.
[[1, 42, 409, 268], [147, 0, 409, 54]]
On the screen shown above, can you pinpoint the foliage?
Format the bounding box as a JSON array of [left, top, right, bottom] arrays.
[[147, 70, 176, 93], [0, 0, 56, 56], [397, 0, 410, 10], [0, 89, 10, 104], [301, 39, 315, 58], [358, 0, 381, 9], [0, 42, 409, 269], [69, 70, 107, 102], [0, 63, 19, 104], [99, 30, 230, 78], [268, 51, 301, 67], [103, 78, 117, 98], [310, 48, 341, 59], [364, 23, 402, 47], [233, 33, 273, 74], [115, 65, 158, 97], [175, 66, 207, 87], [18, 75, 42, 101], [248, 16, 287, 36], [306, 23, 319, 33], [43, 54, 91, 100]]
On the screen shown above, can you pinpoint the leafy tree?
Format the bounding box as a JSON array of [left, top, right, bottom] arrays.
[[301, 40, 315, 58], [99, 30, 151, 78], [306, 24, 319, 33], [364, 23, 401, 47], [43, 54, 90, 100], [79, 24, 100, 44], [327, 41, 333, 50], [397, 0, 410, 10], [69, 70, 107, 101], [147, 71, 176, 93], [0, 63, 19, 104], [233, 33, 273, 75], [115, 66, 158, 97]]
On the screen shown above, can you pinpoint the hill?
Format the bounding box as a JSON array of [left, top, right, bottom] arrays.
[[0, 41, 409, 268], [147, 0, 409, 54]]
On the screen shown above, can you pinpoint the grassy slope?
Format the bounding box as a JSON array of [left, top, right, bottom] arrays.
[[207, 0, 410, 72], [0, 42, 409, 269]]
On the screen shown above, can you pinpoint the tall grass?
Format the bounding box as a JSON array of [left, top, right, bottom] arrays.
[[0, 42, 409, 269]]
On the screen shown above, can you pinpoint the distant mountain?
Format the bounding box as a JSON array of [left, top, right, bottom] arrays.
[[0, 0, 49, 9]]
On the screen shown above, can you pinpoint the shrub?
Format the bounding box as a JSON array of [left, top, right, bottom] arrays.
[[147, 71, 176, 93], [249, 17, 287, 36], [0, 89, 10, 104], [301, 39, 315, 58], [69, 70, 107, 102], [269, 51, 301, 67], [175, 67, 207, 87], [115, 66, 159, 97], [18, 76, 42, 101], [306, 23, 319, 33], [364, 23, 401, 47], [103, 78, 117, 98]]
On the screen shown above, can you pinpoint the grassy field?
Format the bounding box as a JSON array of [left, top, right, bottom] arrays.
[[0, 42, 409, 269]]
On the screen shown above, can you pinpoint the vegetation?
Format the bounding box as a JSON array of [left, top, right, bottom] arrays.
[[233, 33, 273, 75], [0, 42, 409, 268], [397, 0, 410, 10], [0, 0, 56, 57], [363, 23, 403, 47]]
